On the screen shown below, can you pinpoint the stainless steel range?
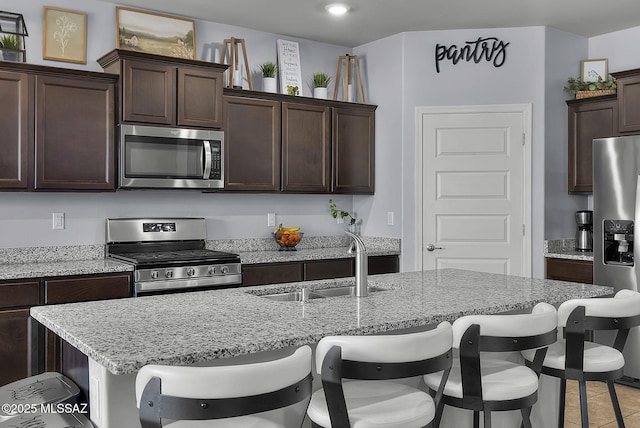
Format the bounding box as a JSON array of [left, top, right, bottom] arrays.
[[106, 218, 241, 295]]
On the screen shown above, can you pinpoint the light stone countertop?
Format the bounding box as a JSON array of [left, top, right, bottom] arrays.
[[0, 259, 134, 281], [544, 239, 594, 261], [30, 269, 613, 375]]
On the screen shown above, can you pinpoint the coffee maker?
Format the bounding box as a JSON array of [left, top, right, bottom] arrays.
[[575, 210, 593, 251]]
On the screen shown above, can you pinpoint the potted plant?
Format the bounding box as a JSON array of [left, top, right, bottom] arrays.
[[0, 34, 20, 61], [286, 85, 299, 96], [312, 72, 331, 99], [258, 62, 278, 93], [565, 76, 617, 99], [329, 198, 358, 232]]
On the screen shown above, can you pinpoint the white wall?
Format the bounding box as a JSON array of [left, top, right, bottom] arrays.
[[544, 28, 590, 240], [1, 0, 355, 249], [589, 27, 640, 73]]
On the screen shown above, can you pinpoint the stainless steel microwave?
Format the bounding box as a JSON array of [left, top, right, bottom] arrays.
[[119, 124, 224, 190]]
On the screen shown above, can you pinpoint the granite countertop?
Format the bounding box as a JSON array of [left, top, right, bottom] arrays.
[[30, 268, 613, 375], [0, 236, 400, 281], [544, 239, 594, 261]]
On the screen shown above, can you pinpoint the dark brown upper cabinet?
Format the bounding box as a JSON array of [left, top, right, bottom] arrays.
[[98, 49, 227, 128], [222, 89, 376, 194], [223, 95, 281, 191], [612, 69, 640, 134], [567, 94, 618, 193], [0, 63, 117, 192], [282, 102, 331, 193], [333, 106, 375, 194]]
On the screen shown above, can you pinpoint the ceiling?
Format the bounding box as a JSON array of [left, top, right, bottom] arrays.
[[102, 0, 640, 47]]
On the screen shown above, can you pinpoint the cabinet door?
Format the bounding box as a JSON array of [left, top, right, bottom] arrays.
[[0, 309, 32, 385], [617, 75, 640, 134], [44, 274, 132, 304], [35, 75, 116, 191], [0, 70, 31, 190], [567, 96, 617, 192], [304, 259, 353, 280], [242, 262, 303, 286], [122, 59, 175, 125], [545, 258, 593, 284], [282, 102, 331, 193], [177, 67, 223, 128], [333, 106, 375, 194], [224, 96, 281, 191]]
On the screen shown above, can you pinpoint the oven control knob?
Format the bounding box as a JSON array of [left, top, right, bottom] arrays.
[[221, 266, 229, 274], [186, 268, 196, 277], [150, 271, 159, 279], [208, 266, 216, 275], [165, 270, 174, 279]]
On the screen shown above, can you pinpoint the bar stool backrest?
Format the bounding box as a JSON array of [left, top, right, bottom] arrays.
[[135, 345, 312, 427], [557, 289, 640, 328]]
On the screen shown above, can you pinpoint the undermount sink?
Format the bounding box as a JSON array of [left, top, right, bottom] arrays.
[[257, 285, 388, 301]]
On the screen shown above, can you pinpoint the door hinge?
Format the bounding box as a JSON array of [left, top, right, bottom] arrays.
[[523, 224, 526, 236], [522, 133, 526, 146]]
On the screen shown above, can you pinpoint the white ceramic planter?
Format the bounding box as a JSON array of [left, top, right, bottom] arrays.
[[313, 87, 328, 99], [263, 77, 277, 93]]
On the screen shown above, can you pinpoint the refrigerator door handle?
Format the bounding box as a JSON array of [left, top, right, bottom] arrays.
[[633, 176, 640, 291]]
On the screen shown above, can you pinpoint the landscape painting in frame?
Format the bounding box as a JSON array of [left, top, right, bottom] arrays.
[[116, 7, 196, 59]]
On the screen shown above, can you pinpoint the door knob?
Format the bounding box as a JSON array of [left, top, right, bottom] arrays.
[[426, 243, 443, 252]]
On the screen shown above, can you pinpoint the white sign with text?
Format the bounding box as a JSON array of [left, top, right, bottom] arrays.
[[277, 39, 303, 96]]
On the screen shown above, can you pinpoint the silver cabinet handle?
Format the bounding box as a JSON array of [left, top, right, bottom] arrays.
[[426, 244, 443, 251]]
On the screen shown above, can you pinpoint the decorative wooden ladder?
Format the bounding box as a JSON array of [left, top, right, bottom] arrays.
[[222, 37, 253, 90], [333, 54, 364, 102]]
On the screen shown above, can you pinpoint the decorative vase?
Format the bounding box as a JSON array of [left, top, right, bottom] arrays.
[[263, 77, 277, 93], [314, 87, 328, 99]]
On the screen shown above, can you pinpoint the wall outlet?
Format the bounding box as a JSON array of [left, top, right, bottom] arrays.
[[387, 211, 394, 226], [52, 212, 65, 230], [267, 212, 276, 227]]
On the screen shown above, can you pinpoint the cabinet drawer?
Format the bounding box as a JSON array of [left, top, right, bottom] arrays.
[[545, 258, 593, 284], [0, 281, 40, 309], [44, 274, 131, 304], [368, 255, 400, 275], [242, 263, 303, 286], [304, 259, 353, 281]]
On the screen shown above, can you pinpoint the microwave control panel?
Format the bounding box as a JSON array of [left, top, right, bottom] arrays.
[[210, 141, 222, 180]]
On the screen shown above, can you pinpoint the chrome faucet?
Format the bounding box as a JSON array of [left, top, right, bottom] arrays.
[[345, 231, 368, 297]]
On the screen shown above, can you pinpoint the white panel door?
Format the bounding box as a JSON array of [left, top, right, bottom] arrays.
[[417, 105, 531, 276]]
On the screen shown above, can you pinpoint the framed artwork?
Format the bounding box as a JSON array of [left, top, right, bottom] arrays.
[[581, 58, 608, 82], [277, 39, 303, 96], [42, 6, 87, 64], [116, 7, 196, 59]]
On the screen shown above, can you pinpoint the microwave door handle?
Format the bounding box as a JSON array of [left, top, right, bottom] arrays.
[[203, 140, 212, 179]]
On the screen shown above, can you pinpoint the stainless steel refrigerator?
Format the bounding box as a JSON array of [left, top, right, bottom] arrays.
[[593, 135, 640, 385]]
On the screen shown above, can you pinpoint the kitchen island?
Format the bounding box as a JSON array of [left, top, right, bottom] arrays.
[[30, 269, 613, 428]]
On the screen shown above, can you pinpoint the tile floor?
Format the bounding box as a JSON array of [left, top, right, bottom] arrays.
[[564, 380, 640, 427]]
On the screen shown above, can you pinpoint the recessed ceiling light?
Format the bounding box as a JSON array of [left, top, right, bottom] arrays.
[[326, 3, 350, 16]]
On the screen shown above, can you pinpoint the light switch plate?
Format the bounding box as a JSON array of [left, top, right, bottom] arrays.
[[267, 212, 276, 227], [387, 211, 394, 226]]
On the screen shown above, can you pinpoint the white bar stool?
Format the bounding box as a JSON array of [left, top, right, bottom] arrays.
[[424, 302, 558, 428], [522, 289, 640, 428], [307, 321, 453, 428], [136, 345, 312, 427]]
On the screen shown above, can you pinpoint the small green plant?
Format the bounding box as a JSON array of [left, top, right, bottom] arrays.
[[311, 72, 331, 88], [329, 199, 356, 225], [258, 62, 277, 78], [565, 76, 617, 96], [286, 85, 299, 95], [0, 34, 19, 50]]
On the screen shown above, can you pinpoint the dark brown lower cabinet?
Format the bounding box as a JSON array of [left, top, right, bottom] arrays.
[[545, 258, 593, 284], [242, 255, 400, 287], [0, 309, 32, 385]]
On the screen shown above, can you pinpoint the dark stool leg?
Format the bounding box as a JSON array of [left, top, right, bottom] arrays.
[[473, 411, 480, 428], [521, 407, 533, 428], [483, 411, 492, 428], [578, 380, 589, 428], [558, 378, 566, 428], [607, 380, 625, 428]]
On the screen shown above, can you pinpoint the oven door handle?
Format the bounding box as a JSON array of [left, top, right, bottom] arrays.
[[203, 140, 212, 179]]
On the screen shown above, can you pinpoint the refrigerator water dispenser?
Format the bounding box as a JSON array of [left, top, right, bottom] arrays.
[[603, 220, 634, 265]]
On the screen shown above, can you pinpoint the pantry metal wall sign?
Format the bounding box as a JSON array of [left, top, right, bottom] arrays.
[[435, 37, 509, 73]]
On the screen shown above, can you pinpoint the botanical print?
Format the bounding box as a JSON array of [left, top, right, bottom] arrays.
[[116, 7, 196, 59], [43, 7, 86, 64]]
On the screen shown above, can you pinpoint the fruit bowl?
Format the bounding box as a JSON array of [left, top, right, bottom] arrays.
[[273, 229, 303, 251]]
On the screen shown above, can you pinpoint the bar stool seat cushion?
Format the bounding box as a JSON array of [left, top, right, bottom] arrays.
[[307, 380, 435, 428], [522, 339, 625, 373], [424, 358, 539, 401]]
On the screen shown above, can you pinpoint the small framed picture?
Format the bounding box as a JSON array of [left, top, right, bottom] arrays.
[[116, 7, 196, 59], [581, 58, 608, 82], [42, 6, 87, 64]]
